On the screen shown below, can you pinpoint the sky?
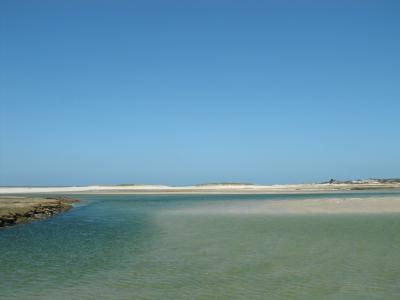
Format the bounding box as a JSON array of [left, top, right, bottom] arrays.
[[0, 0, 399, 186]]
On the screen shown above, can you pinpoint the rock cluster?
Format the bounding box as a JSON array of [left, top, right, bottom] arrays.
[[0, 198, 76, 228]]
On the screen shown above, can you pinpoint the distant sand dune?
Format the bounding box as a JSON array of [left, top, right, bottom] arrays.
[[1, 182, 400, 194]]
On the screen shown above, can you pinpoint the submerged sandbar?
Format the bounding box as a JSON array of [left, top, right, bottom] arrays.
[[166, 196, 400, 215]]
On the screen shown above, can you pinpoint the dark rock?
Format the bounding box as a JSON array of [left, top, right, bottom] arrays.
[[0, 196, 79, 228]]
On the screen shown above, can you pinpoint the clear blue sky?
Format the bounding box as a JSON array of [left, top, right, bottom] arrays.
[[1, 0, 399, 186]]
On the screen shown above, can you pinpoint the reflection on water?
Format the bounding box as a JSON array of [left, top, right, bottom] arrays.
[[1, 193, 400, 299]]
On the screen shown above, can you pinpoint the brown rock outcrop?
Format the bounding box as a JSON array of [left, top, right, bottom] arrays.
[[0, 196, 79, 227]]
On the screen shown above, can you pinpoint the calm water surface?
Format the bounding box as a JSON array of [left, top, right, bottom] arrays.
[[1, 192, 400, 299]]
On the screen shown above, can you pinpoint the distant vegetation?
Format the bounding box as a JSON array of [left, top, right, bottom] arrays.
[[195, 182, 255, 186], [115, 183, 144, 186]]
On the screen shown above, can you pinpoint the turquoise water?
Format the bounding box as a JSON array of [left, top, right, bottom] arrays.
[[1, 192, 400, 299]]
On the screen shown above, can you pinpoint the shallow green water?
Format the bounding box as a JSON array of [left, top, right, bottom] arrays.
[[1, 192, 400, 299]]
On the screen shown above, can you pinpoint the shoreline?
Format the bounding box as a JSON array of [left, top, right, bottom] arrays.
[[0, 196, 79, 228], [1, 183, 400, 195]]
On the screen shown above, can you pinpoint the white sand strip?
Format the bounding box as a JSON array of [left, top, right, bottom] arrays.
[[0, 183, 399, 194]]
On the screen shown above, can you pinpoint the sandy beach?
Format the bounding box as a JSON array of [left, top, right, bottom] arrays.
[[1, 182, 400, 195]]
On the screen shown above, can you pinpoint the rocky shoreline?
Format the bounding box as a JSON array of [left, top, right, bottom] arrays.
[[0, 196, 79, 228]]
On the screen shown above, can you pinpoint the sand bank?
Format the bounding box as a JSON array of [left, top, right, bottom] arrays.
[[1, 183, 400, 195]]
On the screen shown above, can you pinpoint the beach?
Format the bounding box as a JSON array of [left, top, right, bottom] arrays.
[[1, 182, 400, 195]]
